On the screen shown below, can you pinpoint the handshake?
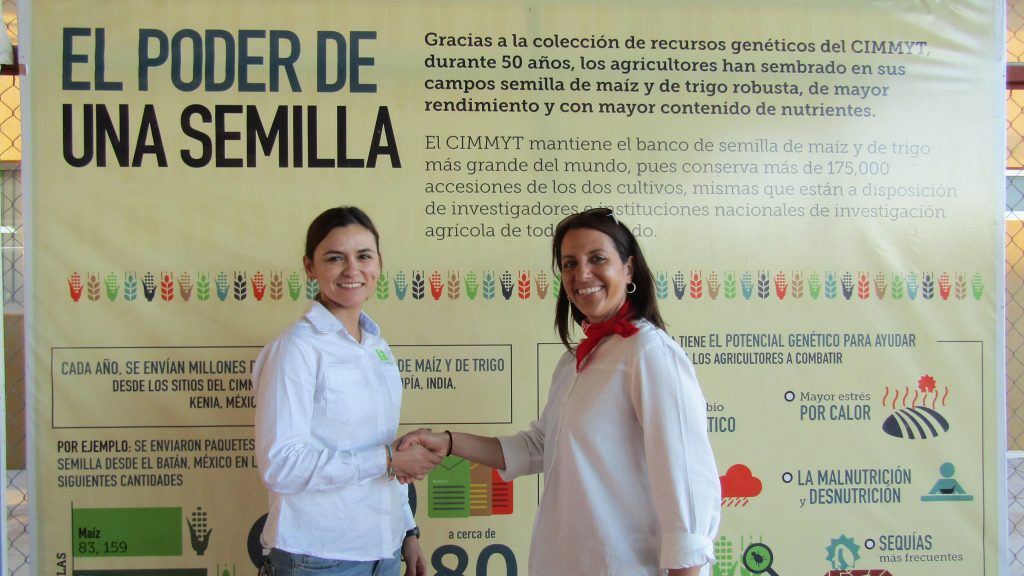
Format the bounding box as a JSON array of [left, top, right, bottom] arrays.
[[387, 428, 452, 484]]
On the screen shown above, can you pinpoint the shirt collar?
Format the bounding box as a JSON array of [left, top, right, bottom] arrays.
[[305, 300, 380, 339]]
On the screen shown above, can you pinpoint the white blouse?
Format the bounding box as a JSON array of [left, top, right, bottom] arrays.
[[499, 321, 721, 575], [253, 301, 413, 560]]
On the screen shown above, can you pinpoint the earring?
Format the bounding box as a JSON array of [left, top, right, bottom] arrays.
[[626, 282, 637, 294]]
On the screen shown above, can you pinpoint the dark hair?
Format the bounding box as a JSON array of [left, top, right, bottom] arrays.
[[304, 206, 380, 259], [552, 208, 665, 350]]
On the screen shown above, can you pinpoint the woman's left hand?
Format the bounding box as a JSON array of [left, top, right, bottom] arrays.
[[402, 535, 426, 576]]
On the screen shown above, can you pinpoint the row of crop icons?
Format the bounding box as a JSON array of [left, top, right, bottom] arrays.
[[67, 270, 984, 302], [67, 270, 556, 302]]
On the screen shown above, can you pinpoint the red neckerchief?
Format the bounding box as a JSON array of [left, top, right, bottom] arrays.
[[575, 301, 640, 371]]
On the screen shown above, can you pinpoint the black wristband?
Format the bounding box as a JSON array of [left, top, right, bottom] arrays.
[[444, 430, 454, 457], [405, 526, 420, 539]]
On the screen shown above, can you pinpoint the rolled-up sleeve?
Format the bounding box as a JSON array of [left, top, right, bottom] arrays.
[[497, 418, 546, 481], [632, 343, 721, 570], [254, 337, 384, 494]]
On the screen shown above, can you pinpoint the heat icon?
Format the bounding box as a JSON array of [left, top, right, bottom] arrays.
[[881, 374, 950, 439]]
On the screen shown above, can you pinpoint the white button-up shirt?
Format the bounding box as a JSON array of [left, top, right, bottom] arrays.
[[499, 321, 721, 576], [254, 301, 413, 560]]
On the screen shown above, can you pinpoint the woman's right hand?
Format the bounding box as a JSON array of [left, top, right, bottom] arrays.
[[389, 441, 443, 483], [397, 428, 507, 472], [397, 428, 450, 456]]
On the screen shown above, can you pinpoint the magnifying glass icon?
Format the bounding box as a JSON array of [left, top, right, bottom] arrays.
[[742, 543, 780, 576]]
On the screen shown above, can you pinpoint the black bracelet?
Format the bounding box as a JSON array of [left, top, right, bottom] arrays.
[[405, 526, 420, 539], [444, 430, 454, 457]]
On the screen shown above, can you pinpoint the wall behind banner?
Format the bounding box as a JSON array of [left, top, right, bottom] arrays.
[[22, 1, 1007, 576]]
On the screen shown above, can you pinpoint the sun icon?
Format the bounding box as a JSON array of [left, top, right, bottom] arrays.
[[917, 374, 937, 393]]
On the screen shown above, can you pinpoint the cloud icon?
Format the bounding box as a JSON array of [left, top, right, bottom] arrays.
[[720, 464, 762, 506]]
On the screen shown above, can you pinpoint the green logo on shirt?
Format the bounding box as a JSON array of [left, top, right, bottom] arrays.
[[375, 349, 392, 363]]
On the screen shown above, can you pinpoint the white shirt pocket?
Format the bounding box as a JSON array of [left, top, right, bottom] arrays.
[[321, 365, 377, 439]]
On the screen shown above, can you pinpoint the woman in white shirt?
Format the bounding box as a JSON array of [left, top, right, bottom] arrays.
[[400, 208, 721, 576], [254, 207, 441, 576]]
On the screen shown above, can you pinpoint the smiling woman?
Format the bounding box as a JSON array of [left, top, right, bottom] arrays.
[[558, 226, 633, 325], [398, 207, 721, 576], [303, 222, 381, 336], [252, 207, 443, 576]]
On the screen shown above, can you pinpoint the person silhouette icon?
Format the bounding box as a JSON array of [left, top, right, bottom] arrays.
[[921, 462, 974, 501]]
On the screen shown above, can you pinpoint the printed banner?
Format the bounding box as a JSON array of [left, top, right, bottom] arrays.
[[29, 1, 1004, 575]]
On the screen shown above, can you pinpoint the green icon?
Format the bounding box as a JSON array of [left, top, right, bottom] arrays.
[[825, 535, 860, 570], [921, 461, 974, 502], [428, 457, 471, 518], [427, 458, 512, 518], [742, 542, 778, 575]]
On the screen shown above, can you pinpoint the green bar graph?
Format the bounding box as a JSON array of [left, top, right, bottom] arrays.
[[72, 507, 182, 557]]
